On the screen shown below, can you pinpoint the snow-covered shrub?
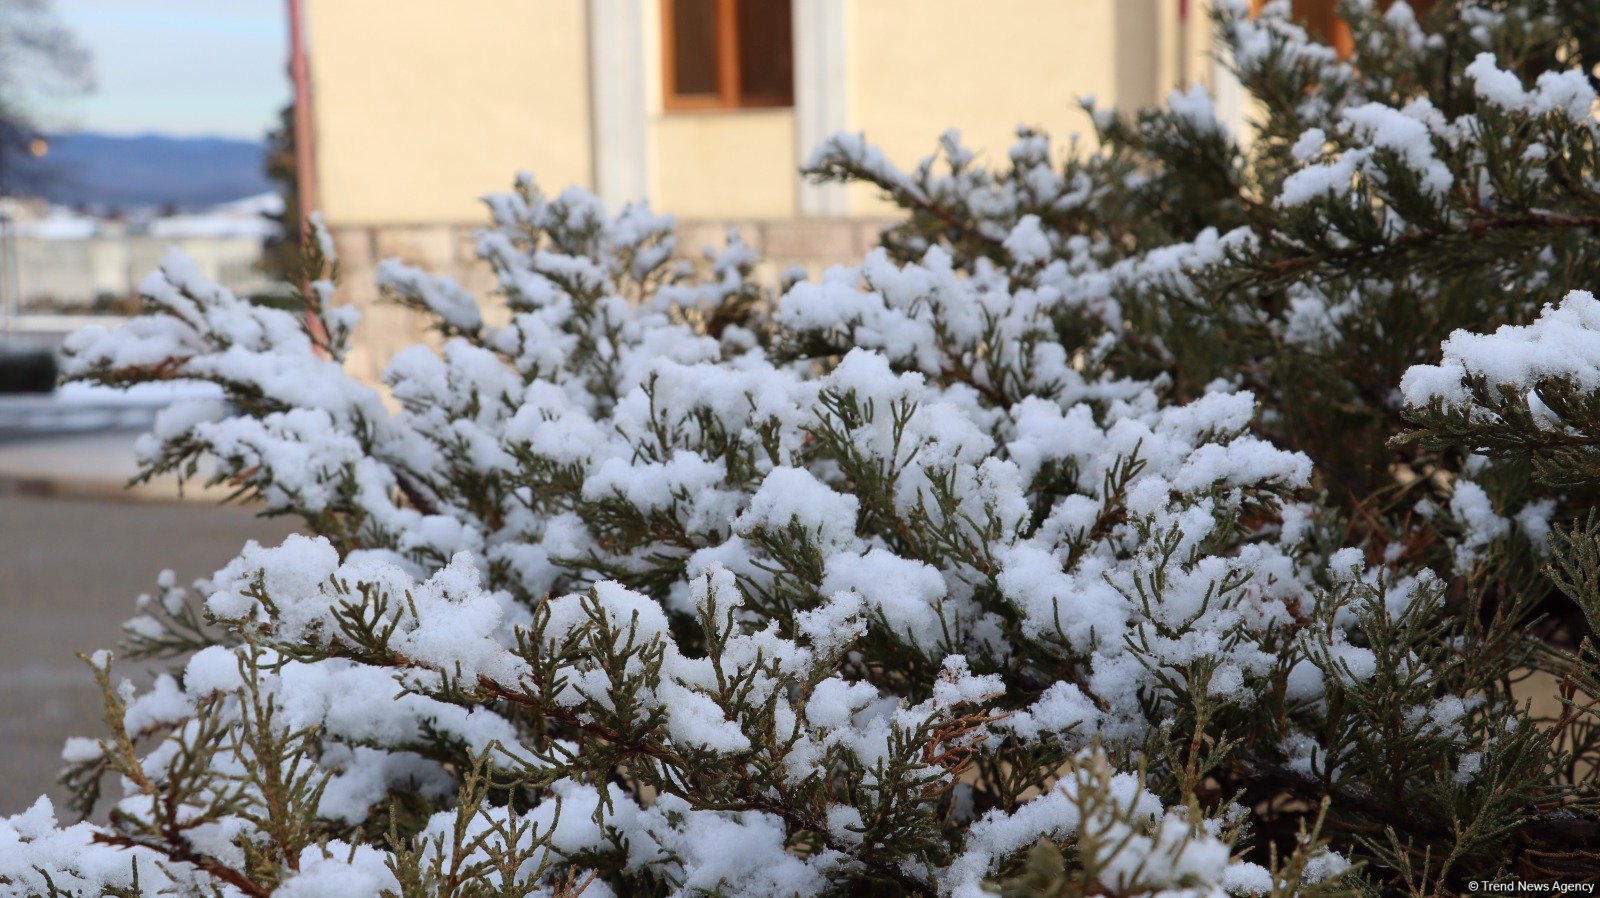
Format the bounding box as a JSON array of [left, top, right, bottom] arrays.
[[13, 1, 1600, 895]]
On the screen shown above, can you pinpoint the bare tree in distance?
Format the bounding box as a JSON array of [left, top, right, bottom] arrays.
[[0, 0, 92, 194]]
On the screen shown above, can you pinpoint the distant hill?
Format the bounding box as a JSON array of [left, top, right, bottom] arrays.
[[11, 133, 274, 211]]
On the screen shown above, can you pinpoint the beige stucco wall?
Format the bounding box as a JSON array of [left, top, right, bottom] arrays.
[[306, 0, 593, 227], [652, 111, 799, 219], [305, 0, 1203, 225], [637, 0, 1182, 221], [843, 0, 1181, 215], [638, 0, 1179, 222]]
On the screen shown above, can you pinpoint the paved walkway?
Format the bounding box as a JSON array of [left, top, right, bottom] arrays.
[[0, 429, 142, 492], [0, 430, 210, 502], [0, 384, 232, 502], [0, 421, 297, 815], [0, 388, 291, 813]]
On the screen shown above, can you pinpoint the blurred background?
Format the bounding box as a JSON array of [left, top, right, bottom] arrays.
[[0, 0, 1357, 812], [0, 0, 296, 815], [2, 2, 286, 338]]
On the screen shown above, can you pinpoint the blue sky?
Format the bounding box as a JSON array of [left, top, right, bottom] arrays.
[[45, 0, 289, 140]]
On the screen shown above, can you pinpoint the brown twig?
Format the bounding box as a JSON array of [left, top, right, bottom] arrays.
[[93, 832, 270, 898]]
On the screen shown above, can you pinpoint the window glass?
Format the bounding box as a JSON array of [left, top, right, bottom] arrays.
[[736, 0, 793, 101], [671, 0, 720, 97]]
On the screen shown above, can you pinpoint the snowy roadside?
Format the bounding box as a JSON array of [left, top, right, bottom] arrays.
[[0, 381, 222, 440], [0, 382, 229, 502]]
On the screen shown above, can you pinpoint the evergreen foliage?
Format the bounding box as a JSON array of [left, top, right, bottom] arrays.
[[7, 1, 1600, 895], [260, 104, 303, 285]]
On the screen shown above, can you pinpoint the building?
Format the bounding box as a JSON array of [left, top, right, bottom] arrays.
[[289, 1, 1305, 380]]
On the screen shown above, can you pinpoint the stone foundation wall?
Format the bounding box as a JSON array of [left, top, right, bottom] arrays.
[[327, 217, 891, 385]]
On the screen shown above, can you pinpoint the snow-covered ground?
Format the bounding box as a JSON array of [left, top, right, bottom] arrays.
[[12, 192, 284, 241], [6, 193, 285, 312]]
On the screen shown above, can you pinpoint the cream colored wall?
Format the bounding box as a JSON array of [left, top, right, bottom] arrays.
[[843, 0, 1179, 215], [638, 0, 1188, 221], [652, 111, 799, 219], [306, 0, 1202, 225], [306, 0, 593, 227]]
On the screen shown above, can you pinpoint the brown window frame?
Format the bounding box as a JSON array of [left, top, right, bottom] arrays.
[[1254, 0, 1437, 58], [661, 0, 794, 112], [1252, 0, 1351, 56]]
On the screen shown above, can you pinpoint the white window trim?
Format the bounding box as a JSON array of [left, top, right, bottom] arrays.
[[793, 0, 848, 217], [589, 0, 650, 209]]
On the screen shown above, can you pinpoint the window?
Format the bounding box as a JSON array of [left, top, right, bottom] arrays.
[[1285, 0, 1353, 56], [662, 0, 793, 111]]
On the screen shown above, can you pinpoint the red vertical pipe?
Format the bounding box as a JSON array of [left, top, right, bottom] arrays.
[[286, 0, 327, 346], [1178, 0, 1190, 87], [288, 0, 317, 224]]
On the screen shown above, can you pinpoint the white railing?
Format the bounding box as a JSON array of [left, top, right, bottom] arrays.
[[9, 314, 128, 333]]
